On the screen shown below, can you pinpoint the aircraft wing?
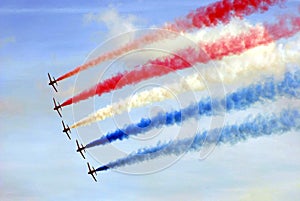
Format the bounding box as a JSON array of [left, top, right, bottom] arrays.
[[52, 85, 58, 92]]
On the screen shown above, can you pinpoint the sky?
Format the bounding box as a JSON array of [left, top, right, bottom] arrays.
[[1, 0, 300, 201]]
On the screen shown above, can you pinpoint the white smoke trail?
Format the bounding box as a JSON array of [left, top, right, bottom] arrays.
[[71, 36, 300, 128]]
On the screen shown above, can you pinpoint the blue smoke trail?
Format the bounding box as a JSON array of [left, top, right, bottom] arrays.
[[96, 108, 300, 172], [86, 70, 300, 149]]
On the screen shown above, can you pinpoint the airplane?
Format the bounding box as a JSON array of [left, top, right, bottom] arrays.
[[48, 73, 58, 92], [76, 140, 86, 159], [87, 162, 97, 182], [53, 98, 62, 117], [62, 120, 71, 140]]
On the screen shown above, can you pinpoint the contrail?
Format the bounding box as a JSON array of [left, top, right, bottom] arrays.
[[57, 0, 284, 82], [62, 13, 300, 107], [70, 40, 300, 127], [95, 108, 300, 172], [85, 70, 300, 148]]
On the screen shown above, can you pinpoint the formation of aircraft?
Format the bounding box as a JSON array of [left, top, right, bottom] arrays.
[[48, 73, 99, 182]]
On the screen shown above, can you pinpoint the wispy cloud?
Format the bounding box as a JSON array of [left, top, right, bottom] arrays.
[[83, 7, 140, 36], [0, 36, 15, 48], [0, 8, 95, 14], [0, 98, 23, 116], [239, 187, 276, 201]]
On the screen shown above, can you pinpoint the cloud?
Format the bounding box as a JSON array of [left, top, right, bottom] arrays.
[[0, 7, 98, 14], [83, 7, 139, 37], [0, 36, 15, 48], [0, 177, 40, 201], [239, 187, 277, 201], [0, 98, 23, 115]]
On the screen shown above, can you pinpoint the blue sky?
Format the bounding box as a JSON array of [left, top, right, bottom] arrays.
[[1, 1, 300, 201]]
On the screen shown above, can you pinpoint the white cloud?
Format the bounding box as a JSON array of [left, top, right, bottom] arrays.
[[83, 7, 139, 37]]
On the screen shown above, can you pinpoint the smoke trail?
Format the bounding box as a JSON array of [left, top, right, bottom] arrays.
[[95, 108, 300, 172], [70, 40, 300, 127], [85, 70, 300, 148], [61, 19, 255, 107], [57, 0, 284, 82], [62, 13, 300, 107]]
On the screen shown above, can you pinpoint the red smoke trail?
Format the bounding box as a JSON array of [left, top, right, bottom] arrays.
[[61, 14, 300, 107], [57, 0, 284, 82]]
